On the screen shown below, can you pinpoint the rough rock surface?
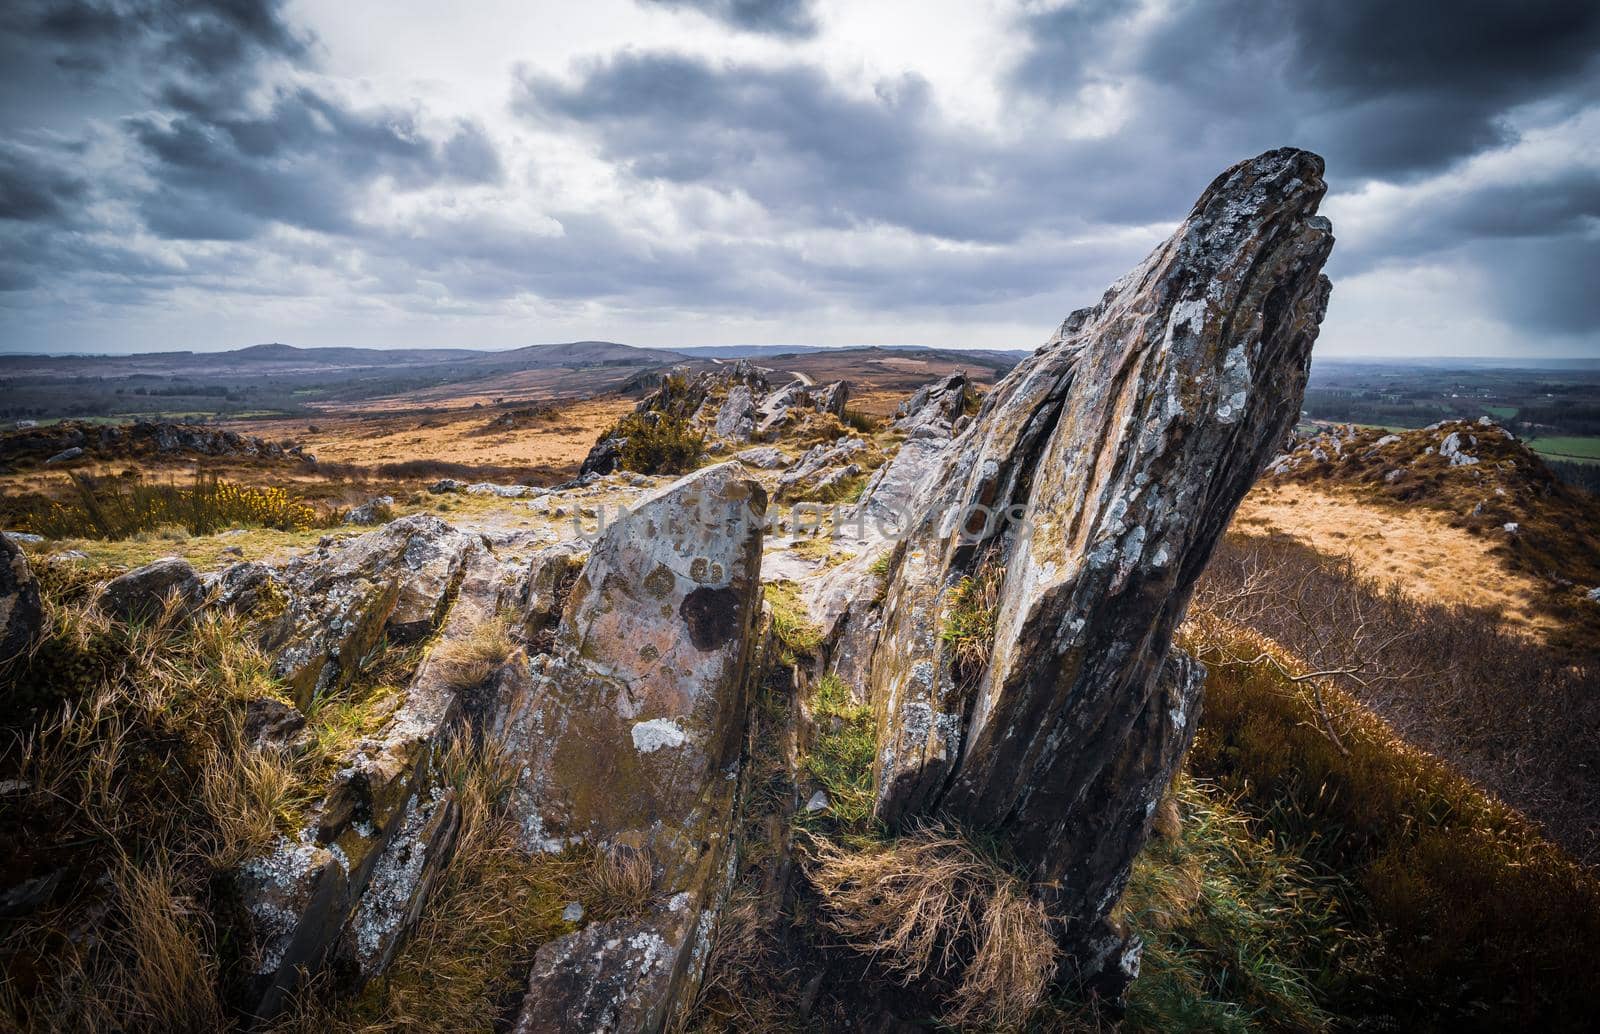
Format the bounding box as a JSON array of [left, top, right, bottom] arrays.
[[835, 147, 1334, 991], [776, 437, 868, 501], [264, 515, 475, 707], [97, 556, 205, 623], [500, 462, 766, 1031], [0, 533, 42, 664]]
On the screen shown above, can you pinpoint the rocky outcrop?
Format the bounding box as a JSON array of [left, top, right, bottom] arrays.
[[889, 372, 969, 436], [581, 361, 853, 474], [0, 533, 42, 665], [498, 462, 767, 1030], [849, 374, 971, 541], [776, 436, 869, 501], [831, 147, 1334, 992], [0, 419, 312, 467]]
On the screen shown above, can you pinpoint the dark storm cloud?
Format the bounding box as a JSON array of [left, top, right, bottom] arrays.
[[1014, 0, 1600, 180], [129, 91, 504, 240], [0, 141, 88, 221], [1, 0, 503, 246], [640, 0, 818, 38]]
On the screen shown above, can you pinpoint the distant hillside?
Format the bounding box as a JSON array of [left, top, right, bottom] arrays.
[[1264, 418, 1600, 652]]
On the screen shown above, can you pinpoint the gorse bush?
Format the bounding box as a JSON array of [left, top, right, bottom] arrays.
[[33, 472, 325, 540], [615, 411, 704, 475]]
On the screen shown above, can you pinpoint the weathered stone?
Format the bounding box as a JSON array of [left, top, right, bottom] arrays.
[[889, 372, 969, 437], [776, 437, 868, 500], [208, 560, 279, 616], [264, 516, 474, 707], [814, 380, 851, 416], [97, 557, 204, 623], [842, 147, 1334, 993], [502, 462, 765, 1030], [243, 698, 306, 748], [733, 446, 787, 469], [1, 533, 43, 665], [345, 496, 395, 524], [44, 446, 84, 464]]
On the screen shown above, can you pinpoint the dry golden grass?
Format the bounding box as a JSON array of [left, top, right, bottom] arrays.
[[1233, 481, 1557, 640], [232, 396, 633, 471], [807, 825, 1057, 1031], [0, 582, 306, 1032], [427, 614, 516, 691], [577, 843, 657, 921]]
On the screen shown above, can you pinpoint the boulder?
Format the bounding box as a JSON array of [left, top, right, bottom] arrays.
[[814, 380, 851, 416], [500, 462, 766, 1031], [1, 533, 43, 665], [97, 557, 204, 623], [344, 496, 395, 524], [733, 446, 787, 469], [839, 147, 1334, 994]]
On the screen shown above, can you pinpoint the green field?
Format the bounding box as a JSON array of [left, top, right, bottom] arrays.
[[1528, 436, 1600, 463]]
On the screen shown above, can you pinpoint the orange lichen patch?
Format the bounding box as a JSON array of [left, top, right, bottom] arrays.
[[1233, 481, 1558, 641]]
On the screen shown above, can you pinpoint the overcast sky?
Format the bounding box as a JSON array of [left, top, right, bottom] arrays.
[[1, 0, 1596, 357]]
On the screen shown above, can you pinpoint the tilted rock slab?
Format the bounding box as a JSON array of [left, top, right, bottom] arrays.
[[263, 515, 475, 708], [851, 148, 1334, 989], [0, 533, 42, 666], [500, 461, 767, 1032], [239, 522, 578, 1018]]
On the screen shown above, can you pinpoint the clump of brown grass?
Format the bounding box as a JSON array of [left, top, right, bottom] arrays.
[[578, 843, 657, 921], [0, 579, 306, 1032], [428, 615, 515, 690], [807, 825, 1058, 1030]]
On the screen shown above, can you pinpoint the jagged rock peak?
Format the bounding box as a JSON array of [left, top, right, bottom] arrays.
[[850, 146, 1334, 993]]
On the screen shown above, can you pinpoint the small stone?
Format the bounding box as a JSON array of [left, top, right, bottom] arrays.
[[805, 790, 830, 813], [3, 532, 43, 544], [562, 901, 585, 923], [1503, 522, 1520, 534], [44, 446, 84, 465]]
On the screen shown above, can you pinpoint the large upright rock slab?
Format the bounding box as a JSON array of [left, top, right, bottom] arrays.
[[851, 148, 1334, 988], [0, 533, 42, 666], [501, 462, 766, 1032]]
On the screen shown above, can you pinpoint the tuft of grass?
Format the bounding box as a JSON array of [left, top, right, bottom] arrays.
[[1108, 776, 1345, 1032], [575, 843, 656, 921], [801, 674, 876, 830], [840, 407, 879, 434], [807, 824, 1058, 1031], [427, 615, 516, 692], [939, 560, 1002, 684], [0, 575, 307, 1032], [764, 580, 822, 663]]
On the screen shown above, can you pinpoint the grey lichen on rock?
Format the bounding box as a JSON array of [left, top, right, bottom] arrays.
[[834, 146, 1335, 995]]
